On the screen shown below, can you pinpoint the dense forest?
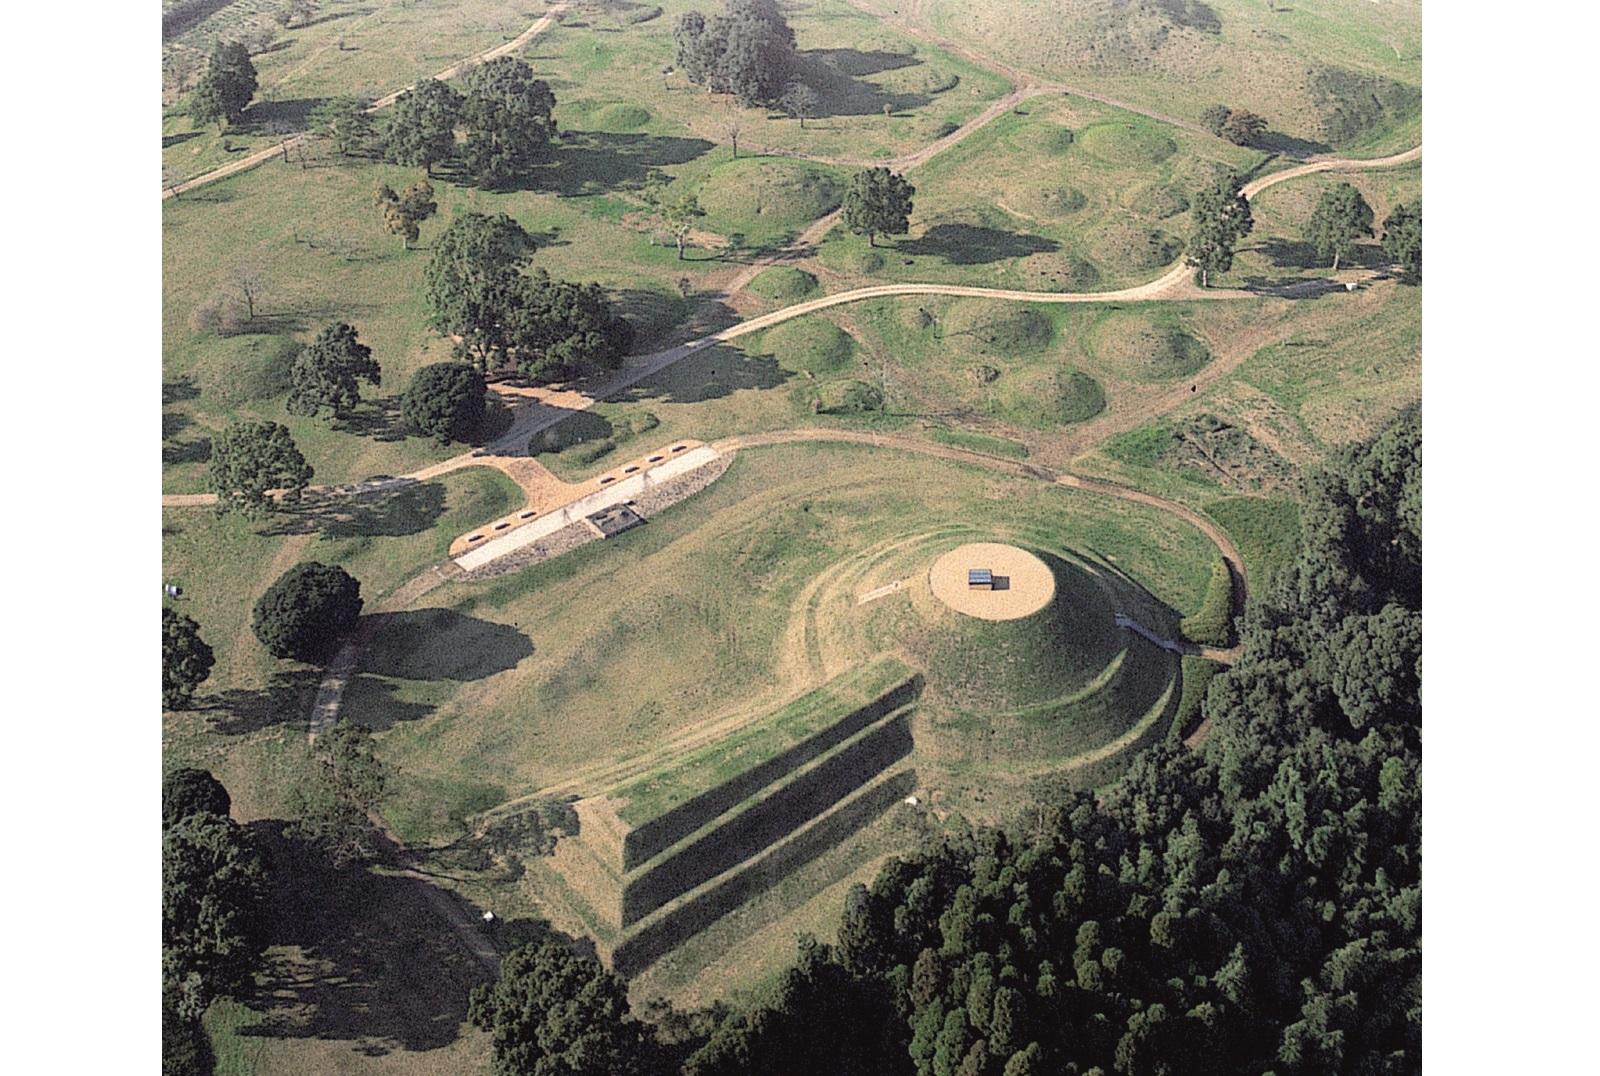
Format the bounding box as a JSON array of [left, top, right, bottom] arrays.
[[466, 408, 1423, 1075]]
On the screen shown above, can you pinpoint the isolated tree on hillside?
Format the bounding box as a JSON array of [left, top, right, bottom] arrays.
[[189, 40, 258, 130], [507, 270, 636, 383], [645, 181, 706, 259], [163, 768, 232, 828], [252, 562, 363, 661], [385, 78, 463, 176], [1220, 108, 1268, 147], [461, 57, 558, 188], [673, 0, 798, 107], [1306, 182, 1374, 271], [287, 322, 381, 418], [470, 937, 653, 1076], [162, 608, 215, 711], [842, 167, 916, 247], [1187, 171, 1254, 287], [425, 211, 537, 367], [162, 810, 266, 1020], [403, 362, 487, 444], [1382, 201, 1421, 282], [207, 420, 313, 516], [780, 81, 821, 128], [291, 722, 389, 864], [373, 179, 437, 248], [310, 96, 376, 157]]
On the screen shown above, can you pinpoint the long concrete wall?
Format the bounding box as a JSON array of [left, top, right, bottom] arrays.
[[453, 446, 720, 571]]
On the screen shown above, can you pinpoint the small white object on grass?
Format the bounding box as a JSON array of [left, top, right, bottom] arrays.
[[482, 910, 496, 923], [904, 795, 920, 807]]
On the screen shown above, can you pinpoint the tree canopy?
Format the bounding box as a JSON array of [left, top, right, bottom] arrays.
[[374, 180, 437, 249], [673, 0, 798, 106], [461, 57, 558, 188], [162, 767, 232, 828], [385, 78, 464, 175], [251, 562, 363, 662], [206, 420, 314, 517], [286, 322, 380, 419], [189, 40, 258, 130], [310, 96, 376, 157], [506, 270, 636, 382], [162, 607, 216, 711], [290, 723, 389, 865], [470, 937, 655, 1076], [1306, 183, 1375, 271], [779, 82, 821, 127], [403, 361, 487, 444], [1187, 171, 1254, 287], [1382, 201, 1421, 282], [163, 809, 267, 1021], [842, 168, 916, 247], [425, 211, 538, 367]]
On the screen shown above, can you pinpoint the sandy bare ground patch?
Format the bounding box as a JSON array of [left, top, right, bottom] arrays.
[[928, 542, 1055, 620]]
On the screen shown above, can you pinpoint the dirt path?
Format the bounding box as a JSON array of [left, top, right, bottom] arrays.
[[162, 3, 571, 199]]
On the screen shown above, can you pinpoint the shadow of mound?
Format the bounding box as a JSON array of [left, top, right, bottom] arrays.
[[899, 224, 1059, 265], [357, 608, 534, 682]]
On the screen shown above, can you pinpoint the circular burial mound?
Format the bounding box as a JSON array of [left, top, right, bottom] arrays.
[[929, 542, 1055, 621]]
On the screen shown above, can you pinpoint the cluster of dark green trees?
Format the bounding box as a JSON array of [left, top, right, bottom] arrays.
[[1189, 174, 1422, 287], [189, 41, 259, 131], [384, 57, 558, 187], [468, 407, 1422, 1075], [673, 0, 798, 107], [1199, 104, 1268, 147]]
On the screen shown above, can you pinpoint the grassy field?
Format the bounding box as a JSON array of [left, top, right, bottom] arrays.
[[815, 93, 1262, 292], [897, 0, 1420, 154]]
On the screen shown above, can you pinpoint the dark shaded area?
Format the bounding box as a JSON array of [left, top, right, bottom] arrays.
[[240, 97, 327, 133], [897, 223, 1059, 265], [331, 674, 437, 732], [1256, 129, 1332, 159], [262, 481, 446, 539], [164, 131, 201, 149], [204, 668, 323, 736], [356, 608, 534, 683], [163, 376, 201, 404], [613, 343, 791, 406], [333, 396, 408, 442], [162, 0, 234, 39], [1155, 0, 1222, 33], [796, 49, 931, 118], [512, 131, 714, 196], [1254, 237, 1388, 271]]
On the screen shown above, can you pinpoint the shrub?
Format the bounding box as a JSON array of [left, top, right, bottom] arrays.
[[816, 379, 884, 414], [403, 362, 486, 444], [1180, 556, 1235, 647], [252, 563, 363, 662], [163, 768, 232, 827]]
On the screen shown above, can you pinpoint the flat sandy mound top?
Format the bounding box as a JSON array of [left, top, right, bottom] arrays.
[[928, 542, 1055, 621]]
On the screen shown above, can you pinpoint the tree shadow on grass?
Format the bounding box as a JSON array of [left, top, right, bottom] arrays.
[[333, 396, 407, 443], [262, 481, 448, 539], [1251, 239, 1389, 273], [897, 223, 1059, 265], [356, 608, 534, 684], [1256, 130, 1332, 160], [615, 342, 791, 406], [519, 131, 715, 196], [241, 822, 487, 1056], [163, 131, 201, 150], [798, 49, 932, 118], [204, 668, 323, 736], [241, 97, 328, 133], [163, 376, 201, 404], [331, 673, 438, 731]]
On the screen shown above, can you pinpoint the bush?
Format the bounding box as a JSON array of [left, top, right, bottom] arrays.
[[1180, 556, 1235, 647], [163, 768, 232, 828], [403, 362, 486, 444], [816, 379, 884, 414], [252, 563, 363, 662]]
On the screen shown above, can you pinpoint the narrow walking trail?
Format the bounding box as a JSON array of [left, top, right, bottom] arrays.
[[162, 3, 571, 199]]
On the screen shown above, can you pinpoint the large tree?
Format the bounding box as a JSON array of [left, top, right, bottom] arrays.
[[402, 362, 487, 444], [206, 420, 313, 517], [1382, 201, 1422, 282], [1187, 171, 1254, 287], [189, 40, 258, 130], [461, 57, 558, 189], [841, 167, 916, 247], [425, 211, 538, 367], [469, 937, 655, 1076], [286, 322, 380, 419], [673, 0, 797, 106], [1306, 182, 1374, 271], [162, 608, 216, 711], [384, 78, 464, 176], [506, 270, 636, 383], [309, 96, 375, 157], [373, 180, 437, 249], [1219, 108, 1268, 147], [251, 562, 363, 662], [163, 810, 267, 1021], [163, 768, 233, 828]]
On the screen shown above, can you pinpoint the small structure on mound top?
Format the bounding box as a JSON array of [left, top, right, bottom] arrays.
[[967, 568, 994, 590]]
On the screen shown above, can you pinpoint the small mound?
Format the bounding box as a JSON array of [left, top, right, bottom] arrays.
[[814, 378, 884, 414], [857, 34, 917, 57], [942, 301, 1053, 355], [1011, 184, 1087, 220], [596, 103, 651, 131], [1040, 126, 1076, 154], [878, 64, 958, 95], [698, 160, 842, 240], [1090, 219, 1183, 270], [845, 248, 886, 274], [993, 368, 1105, 427], [1092, 314, 1211, 382], [1127, 183, 1189, 220], [1078, 122, 1178, 166], [762, 318, 855, 376], [197, 334, 299, 406], [747, 266, 818, 302], [1020, 252, 1102, 293]]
